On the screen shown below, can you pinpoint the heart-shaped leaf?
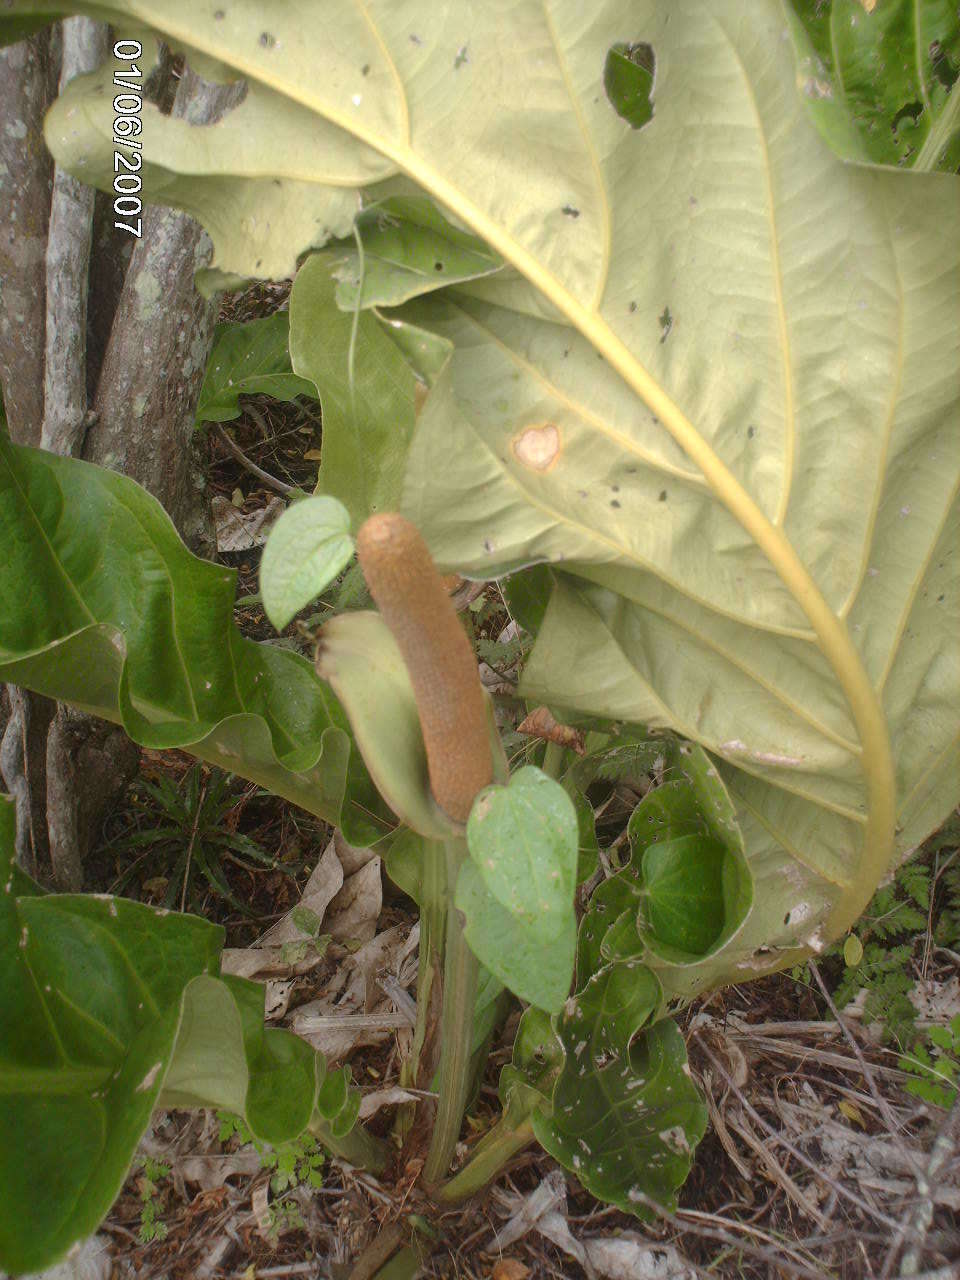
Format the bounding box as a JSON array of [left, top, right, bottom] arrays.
[[260, 495, 354, 631], [454, 858, 576, 1014], [0, 796, 220, 1274], [0, 795, 365, 1274], [639, 833, 733, 957], [466, 765, 578, 942]]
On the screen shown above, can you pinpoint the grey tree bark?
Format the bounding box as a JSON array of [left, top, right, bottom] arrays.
[[0, 25, 242, 887]]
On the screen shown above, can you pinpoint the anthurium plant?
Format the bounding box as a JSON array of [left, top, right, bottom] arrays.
[[1, 1, 957, 1272]]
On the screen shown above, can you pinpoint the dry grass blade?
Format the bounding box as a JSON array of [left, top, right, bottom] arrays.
[[696, 1036, 901, 1230]]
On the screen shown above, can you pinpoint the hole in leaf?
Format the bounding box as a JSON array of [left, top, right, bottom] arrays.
[[892, 101, 923, 137], [929, 42, 958, 91], [603, 41, 655, 129]]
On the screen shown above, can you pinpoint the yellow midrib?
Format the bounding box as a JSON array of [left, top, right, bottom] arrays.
[[132, 8, 897, 943]]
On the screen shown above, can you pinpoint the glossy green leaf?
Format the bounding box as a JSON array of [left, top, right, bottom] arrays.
[[455, 858, 576, 1014], [289, 255, 418, 526], [0, 435, 384, 846], [785, 0, 960, 170], [195, 314, 316, 426], [503, 565, 554, 638], [498, 1005, 564, 1119], [333, 195, 503, 310], [572, 741, 752, 1004], [260, 495, 354, 631], [570, 786, 600, 884], [603, 42, 655, 130], [640, 834, 732, 956], [466, 765, 578, 943], [0, 793, 364, 1273], [534, 963, 707, 1217], [0, 796, 222, 1275]]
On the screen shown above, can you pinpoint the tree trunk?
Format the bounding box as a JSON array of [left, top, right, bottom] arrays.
[[0, 27, 58, 444], [1, 26, 241, 886], [0, 28, 60, 873]]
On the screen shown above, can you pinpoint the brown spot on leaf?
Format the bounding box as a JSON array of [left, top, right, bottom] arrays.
[[512, 423, 560, 471]]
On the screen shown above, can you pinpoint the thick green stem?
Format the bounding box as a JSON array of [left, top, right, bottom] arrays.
[[540, 740, 565, 779], [396, 839, 446, 1141], [436, 1114, 536, 1203], [407, 840, 446, 1084], [423, 837, 478, 1185], [308, 1111, 390, 1176]]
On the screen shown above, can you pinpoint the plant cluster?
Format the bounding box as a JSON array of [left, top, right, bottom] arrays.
[[0, 2, 957, 1273], [107, 764, 284, 915], [218, 1112, 326, 1195]]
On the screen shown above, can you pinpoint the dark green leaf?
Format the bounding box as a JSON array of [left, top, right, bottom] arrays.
[[603, 42, 655, 130], [504, 564, 553, 637], [640, 834, 729, 956], [0, 436, 384, 845], [785, 0, 960, 170], [195, 313, 316, 425], [534, 963, 707, 1216], [0, 796, 222, 1275]]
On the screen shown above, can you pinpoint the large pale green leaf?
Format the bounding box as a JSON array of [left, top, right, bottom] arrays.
[[0, 436, 385, 845], [315, 611, 456, 839], [41, 33, 369, 284], [785, 0, 960, 171], [7, 0, 959, 985]]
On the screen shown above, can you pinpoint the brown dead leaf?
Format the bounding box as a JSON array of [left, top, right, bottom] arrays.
[[291, 924, 414, 1061], [180, 1151, 262, 1192], [517, 706, 585, 755], [357, 1086, 419, 1120], [325, 856, 382, 944], [334, 828, 379, 877], [258, 836, 345, 947], [251, 1182, 273, 1242], [211, 493, 284, 552], [491, 1261, 530, 1280]]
